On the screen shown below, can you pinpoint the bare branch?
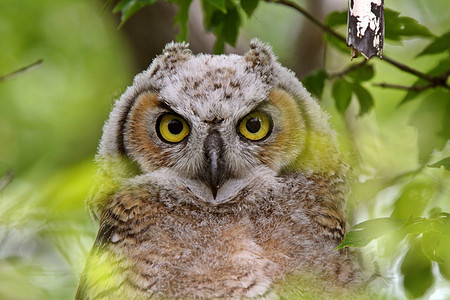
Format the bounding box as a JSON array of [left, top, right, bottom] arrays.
[[373, 83, 434, 91], [329, 60, 368, 79], [0, 59, 44, 83], [381, 56, 435, 83], [266, 0, 346, 43], [0, 170, 14, 192]]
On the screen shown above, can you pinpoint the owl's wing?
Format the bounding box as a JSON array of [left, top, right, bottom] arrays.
[[75, 219, 129, 299]]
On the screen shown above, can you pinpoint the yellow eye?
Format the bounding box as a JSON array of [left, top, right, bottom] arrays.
[[238, 112, 272, 141], [157, 114, 190, 143]]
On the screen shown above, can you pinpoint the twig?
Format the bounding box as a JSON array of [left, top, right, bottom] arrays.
[[0, 170, 14, 192], [381, 56, 435, 83], [329, 60, 367, 79], [266, 0, 345, 43], [373, 83, 434, 91], [266, 0, 449, 88], [0, 59, 44, 82]]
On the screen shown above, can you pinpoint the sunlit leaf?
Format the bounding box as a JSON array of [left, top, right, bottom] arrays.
[[422, 232, 444, 263], [391, 177, 436, 219], [428, 157, 450, 170], [409, 90, 450, 162], [437, 233, 450, 280], [418, 31, 450, 56], [302, 70, 327, 99], [402, 216, 450, 236], [401, 240, 434, 298], [332, 78, 352, 114], [241, 0, 259, 17], [336, 218, 406, 249], [352, 83, 374, 115], [385, 8, 434, 41]]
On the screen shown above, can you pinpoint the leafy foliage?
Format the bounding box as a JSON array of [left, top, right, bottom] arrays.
[[418, 31, 450, 57], [302, 70, 327, 99], [112, 0, 158, 27], [108, 0, 262, 51], [428, 157, 450, 170], [384, 8, 434, 41]]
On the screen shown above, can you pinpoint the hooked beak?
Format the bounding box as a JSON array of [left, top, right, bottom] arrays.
[[201, 130, 225, 199]]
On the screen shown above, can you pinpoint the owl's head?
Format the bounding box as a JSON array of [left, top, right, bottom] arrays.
[[90, 39, 343, 217]]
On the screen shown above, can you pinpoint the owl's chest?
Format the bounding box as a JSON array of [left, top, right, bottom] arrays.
[[110, 203, 305, 298]]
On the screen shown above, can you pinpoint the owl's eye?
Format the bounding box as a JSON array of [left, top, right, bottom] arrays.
[[238, 112, 272, 141], [157, 114, 190, 143]]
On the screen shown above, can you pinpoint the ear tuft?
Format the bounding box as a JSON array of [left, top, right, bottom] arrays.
[[245, 38, 276, 66], [162, 41, 192, 57], [148, 41, 193, 79], [244, 38, 276, 81], [161, 41, 193, 66]]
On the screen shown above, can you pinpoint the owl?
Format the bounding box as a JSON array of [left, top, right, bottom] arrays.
[[76, 39, 366, 299]]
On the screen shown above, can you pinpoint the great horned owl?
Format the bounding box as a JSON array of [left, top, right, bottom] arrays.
[[76, 39, 364, 299]]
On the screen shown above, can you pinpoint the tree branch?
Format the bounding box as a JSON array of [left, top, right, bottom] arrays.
[[373, 82, 449, 91], [0, 59, 44, 82], [373, 83, 433, 91], [329, 60, 367, 79], [265, 0, 345, 43], [266, 0, 449, 88], [0, 170, 14, 192]]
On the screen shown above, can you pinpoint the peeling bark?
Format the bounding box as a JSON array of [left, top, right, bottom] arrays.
[[347, 0, 384, 59]]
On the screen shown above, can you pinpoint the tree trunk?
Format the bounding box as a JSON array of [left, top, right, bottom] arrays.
[[347, 0, 384, 59]]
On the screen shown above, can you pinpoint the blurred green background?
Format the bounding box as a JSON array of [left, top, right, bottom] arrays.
[[0, 0, 448, 299]]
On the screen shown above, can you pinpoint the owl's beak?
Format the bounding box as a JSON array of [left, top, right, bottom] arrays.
[[201, 130, 225, 199]]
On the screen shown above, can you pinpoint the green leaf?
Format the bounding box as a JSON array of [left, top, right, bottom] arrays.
[[428, 157, 450, 170], [385, 8, 434, 41], [332, 78, 352, 114], [205, 0, 227, 13], [114, 0, 158, 27], [302, 70, 327, 99], [418, 31, 450, 56], [422, 232, 444, 263], [346, 64, 374, 82], [336, 218, 406, 249], [240, 0, 259, 17], [391, 178, 436, 219], [409, 90, 450, 162], [323, 33, 348, 53], [170, 0, 193, 41], [352, 83, 374, 116], [325, 11, 347, 28], [202, 0, 241, 51], [401, 240, 434, 298], [221, 5, 240, 46], [213, 36, 225, 54], [400, 55, 450, 105], [402, 216, 450, 236], [437, 233, 450, 280]]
